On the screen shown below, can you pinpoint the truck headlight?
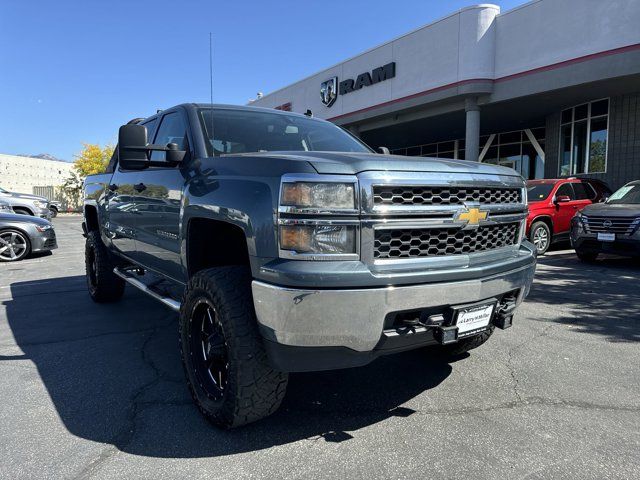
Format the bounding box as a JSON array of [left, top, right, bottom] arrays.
[[278, 175, 359, 260], [279, 222, 357, 256], [280, 182, 356, 212], [32, 200, 45, 208]]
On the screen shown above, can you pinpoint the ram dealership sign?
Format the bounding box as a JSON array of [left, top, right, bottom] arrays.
[[320, 62, 396, 107]]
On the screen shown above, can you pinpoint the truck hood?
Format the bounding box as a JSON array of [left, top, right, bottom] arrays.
[[581, 202, 640, 217], [250, 151, 521, 177]]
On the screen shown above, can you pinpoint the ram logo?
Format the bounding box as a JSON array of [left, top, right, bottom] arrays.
[[320, 77, 338, 107]]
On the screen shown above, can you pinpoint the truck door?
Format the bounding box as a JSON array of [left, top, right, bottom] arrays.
[[104, 118, 159, 259], [131, 110, 189, 282]]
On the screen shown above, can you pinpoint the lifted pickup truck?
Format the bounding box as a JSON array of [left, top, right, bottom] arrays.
[[83, 103, 536, 428]]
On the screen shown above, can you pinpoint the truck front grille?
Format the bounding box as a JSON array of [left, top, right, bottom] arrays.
[[373, 223, 520, 259], [583, 216, 639, 235], [373, 186, 521, 206]]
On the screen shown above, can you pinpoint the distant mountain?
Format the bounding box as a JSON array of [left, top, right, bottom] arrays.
[[17, 153, 70, 162]]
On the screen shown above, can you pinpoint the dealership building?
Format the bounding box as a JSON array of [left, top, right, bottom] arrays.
[[251, 0, 640, 189]]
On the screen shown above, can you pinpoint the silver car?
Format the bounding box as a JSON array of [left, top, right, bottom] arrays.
[[0, 186, 51, 219], [0, 205, 57, 261]]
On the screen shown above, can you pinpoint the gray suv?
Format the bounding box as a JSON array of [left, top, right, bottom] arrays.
[[0, 186, 51, 219], [571, 180, 640, 261]]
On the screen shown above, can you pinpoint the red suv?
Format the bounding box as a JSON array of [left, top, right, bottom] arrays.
[[526, 178, 612, 254]]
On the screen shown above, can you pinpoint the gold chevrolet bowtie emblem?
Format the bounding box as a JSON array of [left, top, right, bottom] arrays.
[[457, 207, 488, 225]]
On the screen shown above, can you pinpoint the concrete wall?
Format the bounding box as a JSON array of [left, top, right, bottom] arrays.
[[494, 0, 640, 79], [0, 154, 74, 195], [545, 92, 640, 190]]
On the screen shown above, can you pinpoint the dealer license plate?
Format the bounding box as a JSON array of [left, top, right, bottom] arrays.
[[597, 232, 615, 242], [456, 303, 495, 335]]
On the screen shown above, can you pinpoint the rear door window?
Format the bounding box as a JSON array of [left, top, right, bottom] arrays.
[[556, 183, 575, 200], [572, 183, 590, 200]]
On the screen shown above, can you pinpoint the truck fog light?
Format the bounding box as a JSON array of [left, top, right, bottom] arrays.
[[280, 224, 356, 255]]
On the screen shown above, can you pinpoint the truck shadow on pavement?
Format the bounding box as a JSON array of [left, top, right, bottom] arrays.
[[528, 252, 640, 342], [3, 275, 453, 458]]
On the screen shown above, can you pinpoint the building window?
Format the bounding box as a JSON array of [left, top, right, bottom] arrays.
[[479, 128, 545, 180], [559, 99, 608, 176], [390, 127, 545, 180]]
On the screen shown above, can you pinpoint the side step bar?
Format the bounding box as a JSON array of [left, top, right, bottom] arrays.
[[113, 267, 181, 312]]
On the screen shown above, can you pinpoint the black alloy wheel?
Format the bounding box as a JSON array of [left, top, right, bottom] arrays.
[[189, 299, 229, 402]]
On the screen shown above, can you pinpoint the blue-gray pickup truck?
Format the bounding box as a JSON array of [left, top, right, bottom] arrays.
[[83, 103, 536, 428]]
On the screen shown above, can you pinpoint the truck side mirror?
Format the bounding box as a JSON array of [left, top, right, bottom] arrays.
[[377, 146, 390, 155], [118, 124, 187, 169], [166, 143, 187, 164], [555, 195, 571, 203], [118, 124, 149, 170]]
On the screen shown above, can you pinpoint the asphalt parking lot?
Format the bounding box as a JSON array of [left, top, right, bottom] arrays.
[[1, 215, 638, 480]]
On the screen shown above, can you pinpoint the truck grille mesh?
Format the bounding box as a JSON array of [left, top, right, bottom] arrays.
[[374, 223, 520, 259], [373, 186, 521, 206]]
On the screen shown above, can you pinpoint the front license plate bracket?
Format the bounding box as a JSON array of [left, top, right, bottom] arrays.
[[452, 298, 497, 338]]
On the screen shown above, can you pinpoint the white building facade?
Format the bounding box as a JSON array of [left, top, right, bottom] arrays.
[[251, 0, 640, 189], [0, 153, 74, 196]]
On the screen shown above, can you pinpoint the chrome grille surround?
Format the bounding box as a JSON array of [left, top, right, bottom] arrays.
[[358, 171, 528, 267], [373, 185, 521, 206], [583, 216, 640, 235]]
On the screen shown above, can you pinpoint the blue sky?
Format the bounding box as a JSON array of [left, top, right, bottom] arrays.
[[0, 0, 525, 161]]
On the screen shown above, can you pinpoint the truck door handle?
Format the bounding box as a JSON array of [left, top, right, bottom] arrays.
[[134, 183, 147, 193], [108, 184, 118, 192]]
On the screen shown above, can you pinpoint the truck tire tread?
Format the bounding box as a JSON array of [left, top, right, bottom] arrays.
[[85, 230, 125, 302], [179, 266, 288, 428]]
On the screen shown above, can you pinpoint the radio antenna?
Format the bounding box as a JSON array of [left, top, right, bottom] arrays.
[[209, 32, 216, 155]]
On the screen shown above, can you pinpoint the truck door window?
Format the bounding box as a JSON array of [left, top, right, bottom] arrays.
[[142, 118, 158, 143], [151, 112, 188, 161]]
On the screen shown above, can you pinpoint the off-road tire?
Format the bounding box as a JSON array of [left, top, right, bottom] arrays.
[[529, 221, 551, 255], [179, 266, 288, 429], [440, 326, 495, 357], [85, 230, 125, 303], [49, 206, 58, 218], [576, 250, 598, 262]]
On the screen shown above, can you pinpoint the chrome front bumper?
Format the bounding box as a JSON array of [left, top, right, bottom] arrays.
[[252, 256, 536, 352]]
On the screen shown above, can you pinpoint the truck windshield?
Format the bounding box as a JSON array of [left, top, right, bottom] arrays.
[[526, 183, 554, 202], [606, 183, 640, 204], [198, 108, 372, 156]]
